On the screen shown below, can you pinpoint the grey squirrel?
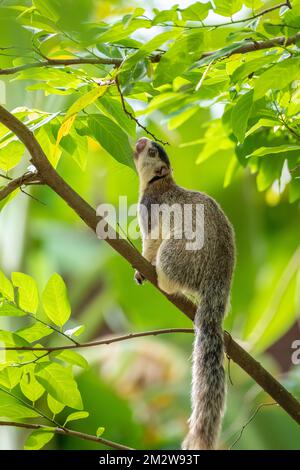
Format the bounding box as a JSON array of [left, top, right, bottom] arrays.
[[133, 137, 235, 450]]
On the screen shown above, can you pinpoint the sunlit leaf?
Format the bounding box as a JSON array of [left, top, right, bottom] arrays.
[[0, 270, 14, 302], [42, 274, 71, 327], [64, 411, 89, 426], [24, 429, 54, 450], [36, 363, 83, 409], [11, 272, 39, 314]]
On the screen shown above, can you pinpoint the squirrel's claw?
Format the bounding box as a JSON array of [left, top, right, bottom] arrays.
[[134, 270, 145, 285]]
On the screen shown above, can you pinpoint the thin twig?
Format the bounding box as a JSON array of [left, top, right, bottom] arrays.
[[0, 172, 42, 202], [229, 402, 278, 449], [115, 76, 169, 146], [1, 328, 194, 351], [0, 421, 133, 450]]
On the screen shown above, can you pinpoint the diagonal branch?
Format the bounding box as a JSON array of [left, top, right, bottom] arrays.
[[0, 104, 300, 428], [0, 421, 133, 450], [0, 34, 299, 76]]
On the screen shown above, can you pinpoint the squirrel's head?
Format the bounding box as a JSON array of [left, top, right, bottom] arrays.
[[133, 138, 172, 188]]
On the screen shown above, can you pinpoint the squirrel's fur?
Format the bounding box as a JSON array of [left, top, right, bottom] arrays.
[[133, 138, 235, 450]]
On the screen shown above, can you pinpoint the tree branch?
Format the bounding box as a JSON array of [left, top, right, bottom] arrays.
[[1, 328, 194, 352], [0, 104, 300, 428], [0, 33, 299, 76], [0, 421, 133, 450]]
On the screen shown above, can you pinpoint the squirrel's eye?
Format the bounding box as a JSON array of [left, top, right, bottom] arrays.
[[148, 148, 156, 158]]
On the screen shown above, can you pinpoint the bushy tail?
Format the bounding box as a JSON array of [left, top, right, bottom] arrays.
[[182, 291, 227, 450]]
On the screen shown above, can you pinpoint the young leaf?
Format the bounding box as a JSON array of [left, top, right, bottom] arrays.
[[11, 272, 39, 314], [64, 325, 85, 338], [96, 427, 105, 437], [24, 429, 54, 450], [0, 271, 14, 302], [35, 363, 83, 410], [88, 115, 134, 169], [47, 394, 65, 415], [64, 411, 89, 426], [42, 274, 71, 327], [231, 90, 253, 143]]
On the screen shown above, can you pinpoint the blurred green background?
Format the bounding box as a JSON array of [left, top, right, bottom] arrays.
[[0, 0, 300, 450]]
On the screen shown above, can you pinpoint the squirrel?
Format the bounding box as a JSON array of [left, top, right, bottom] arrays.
[[133, 137, 235, 450]]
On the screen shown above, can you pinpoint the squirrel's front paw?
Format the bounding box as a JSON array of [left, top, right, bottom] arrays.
[[134, 270, 145, 285]]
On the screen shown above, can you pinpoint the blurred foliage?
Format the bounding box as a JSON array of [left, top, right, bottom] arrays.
[[0, 0, 300, 450]]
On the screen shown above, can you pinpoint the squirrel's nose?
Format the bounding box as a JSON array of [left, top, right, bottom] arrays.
[[136, 138, 148, 153]]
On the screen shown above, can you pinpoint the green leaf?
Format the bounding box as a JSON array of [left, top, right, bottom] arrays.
[[64, 86, 109, 121], [35, 363, 83, 410], [96, 96, 136, 137], [64, 411, 89, 426], [253, 58, 300, 101], [97, 18, 151, 42], [224, 155, 239, 188], [231, 90, 253, 143], [88, 115, 134, 169], [0, 390, 39, 419], [0, 302, 25, 317], [59, 133, 88, 171], [0, 270, 14, 301], [256, 157, 284, 191], [154, 30, 203, 86], [0, 330, 30, 348], [180, 2, 212, 21], [42, 274, 71, 327], [51, 350, 88, 369], [24, 429, 54, 450], [20, 366, 45, 402], [246, 145, 300, 158], [231, 55, 279, 84], [16, 323, 52, 342], [11, 272, 39, 314], [152, 7, 179, 25], [33, 0, 60, 21], [47, 394, 65, 415], [123, 30, 180, 71], [0, 367, 22, 389], [214, 0, 243, 17], [289, 178, 300, 203], [0, 141, 25, 172], [96, 426, 105, 437]]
